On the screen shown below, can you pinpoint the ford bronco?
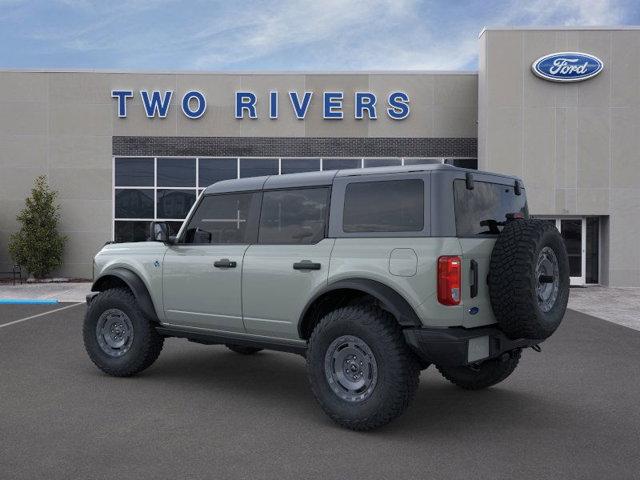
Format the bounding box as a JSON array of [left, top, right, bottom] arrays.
[[84, 164, 569, 430]]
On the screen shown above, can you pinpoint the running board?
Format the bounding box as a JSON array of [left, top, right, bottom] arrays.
[[155, 326, 307, 356]]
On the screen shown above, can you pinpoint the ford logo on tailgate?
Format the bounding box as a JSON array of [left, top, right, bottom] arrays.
[[532, 52, 603, 82]]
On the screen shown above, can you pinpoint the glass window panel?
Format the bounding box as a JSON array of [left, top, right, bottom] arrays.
[[157, 189, 196, 219], [167, 221, 184, 237], [115, 158, 154, 186], [586, 217, 599, 284], [281, 158, 321, 174], [259, 188, 329, 244], [114, 221, 151, 243], [240, 158, 279, 178], [183, 193, 259, 244], [404, 158, 442, 166], [323, 158, 361, 170], [445, 158, 478, 170], [453, 180, 528, 236], [199, 158, 237, 187], [363, 158, 402, 168], [343, 180, 424, 233], [157, 158, 196, 187], [561, 219, 582, 278], [115, 189, 154, 219]]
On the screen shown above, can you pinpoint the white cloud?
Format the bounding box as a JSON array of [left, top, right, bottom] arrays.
[[509, 0, 623, 26], [188, 0, 629, 70], [10, 0, 632, 70]]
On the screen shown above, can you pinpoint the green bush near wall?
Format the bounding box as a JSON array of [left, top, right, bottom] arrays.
[[9, 176, 67, 279]]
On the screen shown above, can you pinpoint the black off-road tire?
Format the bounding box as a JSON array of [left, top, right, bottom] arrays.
[[307, 305, 420, 431], [83, 288, 164, 377], [225, 344, 263, 355], [437, 349, 521, 390], [489, 219, 570, 340]]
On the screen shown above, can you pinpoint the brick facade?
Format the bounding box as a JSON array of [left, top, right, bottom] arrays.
[[113, 136, 477, 158]]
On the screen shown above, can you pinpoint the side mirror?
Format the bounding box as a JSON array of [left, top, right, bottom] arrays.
[[150, 222, 171, 243]]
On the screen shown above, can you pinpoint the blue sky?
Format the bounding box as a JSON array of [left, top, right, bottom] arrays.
[[0, 0, 638, 71]]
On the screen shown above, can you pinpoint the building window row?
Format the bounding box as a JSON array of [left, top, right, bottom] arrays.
[[113, 156, 477, 242]]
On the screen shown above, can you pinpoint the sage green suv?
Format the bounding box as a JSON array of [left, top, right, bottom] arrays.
[[84, 164, 570, 430]]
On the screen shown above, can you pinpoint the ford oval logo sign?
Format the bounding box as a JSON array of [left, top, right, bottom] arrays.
[[532, 52, 604, 82]]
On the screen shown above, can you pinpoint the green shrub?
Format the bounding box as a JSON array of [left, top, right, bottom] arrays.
[[9, 176, 67, 279]]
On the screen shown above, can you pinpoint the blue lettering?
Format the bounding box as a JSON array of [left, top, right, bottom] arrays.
[[289, 91, 313, 119], [355, 92, 377, 120], [323, 92, 343, 119], [181, 90, 206, 119], [269, 91, 278, 119], [140, 90, 173, 118], [111, 90, 133, 118], [387, 91, 410, 120], [235, 91, 257, 119]]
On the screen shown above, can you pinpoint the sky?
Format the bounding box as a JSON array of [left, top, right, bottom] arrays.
[[0, 0, 638, 71]]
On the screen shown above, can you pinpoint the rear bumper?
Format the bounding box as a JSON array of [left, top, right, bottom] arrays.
[[403, 325, 540, 367]]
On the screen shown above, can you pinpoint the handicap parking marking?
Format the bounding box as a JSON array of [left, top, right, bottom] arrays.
[[0, 302, 82, 329]]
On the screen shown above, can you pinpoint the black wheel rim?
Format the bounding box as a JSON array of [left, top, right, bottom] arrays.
[[324, 335, 378, 403], [536, 246, 560, 313], [96, 308, 134, 357]]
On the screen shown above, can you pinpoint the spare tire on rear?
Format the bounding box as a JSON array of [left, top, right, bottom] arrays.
[[489, 219, 569, 340]]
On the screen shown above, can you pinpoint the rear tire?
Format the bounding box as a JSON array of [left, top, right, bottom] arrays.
[[225, 344, 263, 355], [307, 305, 420, 431], [83, 288, 164, 377], [437, 349, 521, 390]]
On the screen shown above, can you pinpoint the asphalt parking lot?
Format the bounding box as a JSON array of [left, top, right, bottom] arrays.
[[1, 304, 639, 480]]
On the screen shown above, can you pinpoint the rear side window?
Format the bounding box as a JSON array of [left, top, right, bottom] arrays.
[[182, 193, 259, 244], [454, 180, 528, 236], [259, 188, 330, 244], [343, 179, 424, 233]]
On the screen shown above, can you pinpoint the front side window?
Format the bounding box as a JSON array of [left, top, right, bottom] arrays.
[[182, 193, 258, 244], [343, 179, 424, 233], [453, 180, 528, 236], [259, 188, 329, 244]]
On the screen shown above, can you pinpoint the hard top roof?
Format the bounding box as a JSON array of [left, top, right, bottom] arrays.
[[202, 163, 519, 194]]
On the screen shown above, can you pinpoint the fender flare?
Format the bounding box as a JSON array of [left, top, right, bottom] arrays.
[[298, 278, 422, 337], [91, 268, 159, 322]]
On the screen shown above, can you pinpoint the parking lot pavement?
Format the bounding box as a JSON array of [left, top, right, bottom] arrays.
[[1, 306, 640, 480], [568, 286, 640, 331], [0, 282, 90, 303]]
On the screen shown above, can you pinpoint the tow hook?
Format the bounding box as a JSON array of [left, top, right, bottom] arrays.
[[530, 344, 542, 353]]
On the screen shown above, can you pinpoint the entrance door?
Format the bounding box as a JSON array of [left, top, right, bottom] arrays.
[[536, 217, 600, 286], [559, 219, 585, 286]]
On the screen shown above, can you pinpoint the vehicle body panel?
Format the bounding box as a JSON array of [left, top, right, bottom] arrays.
[[458, 238, 498, 328], [162, 244, 249, 333], [328, 237, 467, 328], [242, 239, 335, 339], [93, 242, 168, 321]]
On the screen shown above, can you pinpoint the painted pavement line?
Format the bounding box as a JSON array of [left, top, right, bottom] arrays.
[[0, 302, 83, 329], [0, 299, 59, 305]]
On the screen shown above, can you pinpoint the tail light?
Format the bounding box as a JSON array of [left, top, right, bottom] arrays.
[[438, 256, 461, 306]]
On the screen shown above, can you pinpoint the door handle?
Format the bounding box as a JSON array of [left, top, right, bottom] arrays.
[[214, 258, 236, 268], [470, 259, 478, 298], [293, 260, 321, 271]]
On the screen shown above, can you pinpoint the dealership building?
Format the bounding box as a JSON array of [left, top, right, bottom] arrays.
[[0, 26, 639, 286]]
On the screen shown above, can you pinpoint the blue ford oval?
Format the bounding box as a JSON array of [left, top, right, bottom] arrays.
[[532, 52, 603, 82]]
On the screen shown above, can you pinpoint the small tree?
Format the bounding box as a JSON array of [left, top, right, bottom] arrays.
[[9, 176, 67, 279]]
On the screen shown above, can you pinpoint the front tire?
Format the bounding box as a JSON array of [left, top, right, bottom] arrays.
[[307, 305, 420, 431], [437, 349, 521, 390], [83, 288, 164, 377]]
